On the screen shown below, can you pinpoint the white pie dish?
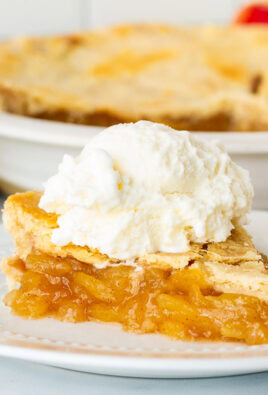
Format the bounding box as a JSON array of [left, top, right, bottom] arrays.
[[0, 112, 268, 208], [0, 211, 268, 378]]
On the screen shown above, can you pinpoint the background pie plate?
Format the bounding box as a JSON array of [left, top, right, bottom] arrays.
[[1, 112, 268, 209]]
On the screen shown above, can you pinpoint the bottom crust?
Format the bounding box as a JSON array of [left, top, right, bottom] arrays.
[[2, 251, 268, 345], [1, 85, 268, 132]]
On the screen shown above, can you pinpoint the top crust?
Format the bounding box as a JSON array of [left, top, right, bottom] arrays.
[[1, 24, 268, 131], [3, 191, 268, 300], [3, 191, 262, 270]]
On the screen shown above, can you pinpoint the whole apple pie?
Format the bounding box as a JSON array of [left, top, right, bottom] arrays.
[[0, 24, 268, 131]]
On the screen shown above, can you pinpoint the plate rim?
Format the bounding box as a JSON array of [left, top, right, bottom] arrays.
[[1, 333, 268, 360], [0, 342, 268, 378]]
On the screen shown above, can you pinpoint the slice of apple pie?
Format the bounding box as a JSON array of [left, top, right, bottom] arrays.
[[2, 191, 268, 345]]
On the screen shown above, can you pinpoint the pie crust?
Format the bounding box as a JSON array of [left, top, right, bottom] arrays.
[[1, 25, 268, 131]]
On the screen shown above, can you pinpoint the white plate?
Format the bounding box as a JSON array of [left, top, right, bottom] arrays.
[[0, 210, 268, 378], [0, 113, 268, 208]]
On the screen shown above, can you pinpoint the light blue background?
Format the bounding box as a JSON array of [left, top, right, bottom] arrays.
[[0, 356, 268, 395]]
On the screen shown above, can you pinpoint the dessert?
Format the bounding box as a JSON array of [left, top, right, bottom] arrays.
[[2, 121, 268, 344], [1, 25, 268, 131]]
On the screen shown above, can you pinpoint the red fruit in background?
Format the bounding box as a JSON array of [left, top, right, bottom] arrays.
[[235, 2, 268, 24]]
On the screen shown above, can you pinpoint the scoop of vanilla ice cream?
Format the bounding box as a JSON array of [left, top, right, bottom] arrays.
[[39, 121, 253, 260]]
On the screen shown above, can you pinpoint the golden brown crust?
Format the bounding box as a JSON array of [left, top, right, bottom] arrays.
[[1, 25, 268, 131], [2, 190, 268, 301], [3, 191, 262, 270]]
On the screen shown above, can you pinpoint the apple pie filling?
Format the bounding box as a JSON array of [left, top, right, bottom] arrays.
[[3, 252, 268, 345]]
